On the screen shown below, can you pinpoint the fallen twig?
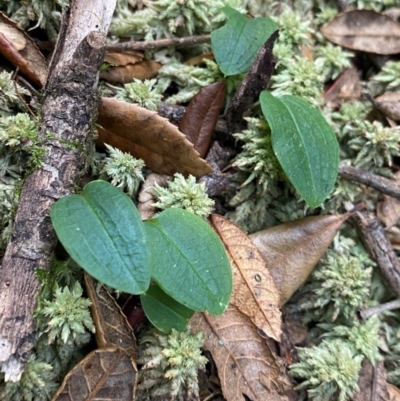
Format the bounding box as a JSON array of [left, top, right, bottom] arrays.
[[106, 34, 210, 52], [339, 164, 400, 200], [360, 299, 400, 320]]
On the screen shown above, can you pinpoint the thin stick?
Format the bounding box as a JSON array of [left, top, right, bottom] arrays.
[[339, 164, 400, 200], [346, 203, 400, 298], [12, 69, 38, 122], [106, 34, 211, 52], [360, 299, 400, 320]]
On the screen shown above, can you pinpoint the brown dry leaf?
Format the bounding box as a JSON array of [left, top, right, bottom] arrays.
[[100, 60, 161, 83], [137, 172, 170, 220], [388, 383, 400, 400], [184, 52, 214, 66], [321, 10, 400, 55], [0, 23, 25, 50], [211, 214, 281, 342], [0, 12, 47, 87], [52, 346, 136, 401], [190, 306, 292, 401], [85, 274, 138, 360], [179, 81, 226, 158], [250, 214, 350, 305], [324, 67, 362, 107], [104, 50, 144, 66], [97, 97, 213, 176], [375, 92, 400, 121], [353, 360, 389, 401], [377, 171, 400, 228]]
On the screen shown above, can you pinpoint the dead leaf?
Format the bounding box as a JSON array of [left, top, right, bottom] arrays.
[[211, 214, 282, 342], [377, 171, 400, 228], [179, 81, 226, 158], [97, 97, 213, 177], [100, 60, 161, 83], [0, 23, 25, 50], [104, 50, 144, 66], [190, 306, 292, 401], [85, 274, 138, 360], [250, 214, 350, 305], [226, 31, 278, 133], [375, 92, 400, 121], [184, 53, 214, 66], [324, 67, 362, 107], [321, 10, 400, 55], [138, 172, 170, 220], [52, 346, 137, 401], [383, 8, 400, 23], [0, 12, 47, 87], [388, 383, 400, 400], [353, 360, 389, 401]]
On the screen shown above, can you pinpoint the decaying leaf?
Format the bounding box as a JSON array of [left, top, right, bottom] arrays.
[[324, 67, 362, 107], [104, 50, 144, 66], [100, 60, 161, 83], [211, 214, 281, 342], [97, 97, 213, 176], [388, 383, 400, 401], [353, 360, 389, 401], [375, 92, 400, 121], [85, 274, 138, 360], [190, 306, 292, 401], [138, 172, 170, 220], [321, 10, 400, 55], [0, 12, 47, 87], [179, 81, 226, 158], [52, 346, 137, 401], [250, 214, 350, 305]]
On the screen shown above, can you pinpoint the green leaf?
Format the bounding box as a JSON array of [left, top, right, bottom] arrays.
[[260, 91, 339, 207], [141, 284, 194, 333], [144, 209, 232, 314], [211, 7, 277, 76], [51, 180, 150, 294]]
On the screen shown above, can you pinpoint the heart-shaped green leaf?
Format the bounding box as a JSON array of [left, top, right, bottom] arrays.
[[211, 7, 277, 76], [260, 91, 339, 208], [144, 209, 232, 314], [51, 181, 150, 294], [141, 284, 194, 333]]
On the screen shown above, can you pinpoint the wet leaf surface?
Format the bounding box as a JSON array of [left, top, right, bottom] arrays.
[[190, 306, 292, 401], [250, 214, 349, 305], [85, 274, 138, 360], [211, 214, 281, 341], [52, 347, 136, 401], [179, 81, 226, 158], [321, 10, 400, 55], [97, 97, 213, 177], [0, 11, 47, 87]]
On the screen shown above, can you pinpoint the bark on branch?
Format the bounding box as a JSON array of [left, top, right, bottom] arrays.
[[0, 0, 115, 381]]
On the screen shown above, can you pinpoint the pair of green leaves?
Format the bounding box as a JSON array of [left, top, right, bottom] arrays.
[[51, 181, 232, 333], [212, 7, 339, 207]]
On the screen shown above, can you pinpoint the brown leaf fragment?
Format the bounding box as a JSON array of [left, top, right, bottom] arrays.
[[353, 360, 389, 401], [324, 67, 362, 107], [377, 171, 400, 228], [211, 214, 282, 342], [190, 307, 292, 401], [104, 50, 144, 66], [321, 10, 400, 55], [388, 383, 400, 400], [138, 172, 170, 220], [250, 214, 349, 305], [97, 97, 213, 176], [375, 92, 400, 121], [226, 31, 278, 133], [100, 60, 161, 83], [84, 274, 138, 360], [0, 12, 47, 87], [52, 346, 137, 401], [179, 81, 226, 158]]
